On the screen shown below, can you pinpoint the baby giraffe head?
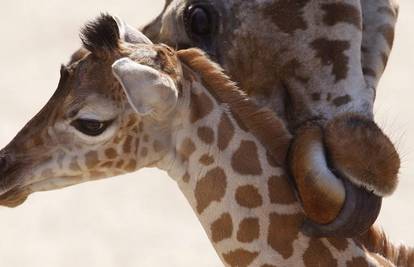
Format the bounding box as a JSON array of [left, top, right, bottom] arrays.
[[0, 14, 183, 207]]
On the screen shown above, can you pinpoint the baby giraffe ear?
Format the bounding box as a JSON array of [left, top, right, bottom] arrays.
[[112, 57, 179, 117], [113, 16, 153, 44]]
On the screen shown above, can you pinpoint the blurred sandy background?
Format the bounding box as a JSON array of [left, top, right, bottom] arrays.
[[0, 1, 412, 266]]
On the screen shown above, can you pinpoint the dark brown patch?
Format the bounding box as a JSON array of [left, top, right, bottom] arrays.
[[179, 138, 196, 162], [363, 67, 377, 78], [327, 237, 349, 251], [303, 239, 338, 267], [347, 257, 369, 267], [262, 0, 310, 34], [194, 167, 227, 214], [311, 38, 350, 82], [190, 91, 214, 123], [199, 154, 214, 166], [210, 213, 233, 243], [143, 134, 149, 142], [268, 213, 302, 259], [85, 151, 99, 168], [231, 140, 262, 175], [222, 249, 259, 267], [321, 3, 362, 29], [116, 160, 124, 169], [378, 24, 395, 48], [123, 135, 133, 153], [237, 217, 260, 243], [198, 126, 215, 144], [235, 185, 263, 208], [218, 113, 234, 151], [266, 151, 279, 168], [105, 148, 118, 159], [332, 95, 351, 107], [125, 159, 137, 172], [261, 265, 276, 267], [268, 175, 297, 204]]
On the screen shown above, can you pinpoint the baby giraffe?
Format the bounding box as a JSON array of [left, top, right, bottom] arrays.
[[0, 14, 411, 266]]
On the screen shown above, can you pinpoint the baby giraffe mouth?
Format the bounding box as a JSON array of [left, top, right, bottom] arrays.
[[0, 176, 82, 208], [0, 187, 30, 208]]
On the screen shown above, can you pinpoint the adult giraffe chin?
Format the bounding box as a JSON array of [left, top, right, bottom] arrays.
[[142, 0, 401, 237]]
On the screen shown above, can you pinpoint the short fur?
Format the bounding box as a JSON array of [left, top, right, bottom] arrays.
[[177, 48, 292, 166]]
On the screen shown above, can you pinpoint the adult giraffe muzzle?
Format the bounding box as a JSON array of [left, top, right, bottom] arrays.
[[142, 0, 401, 237]]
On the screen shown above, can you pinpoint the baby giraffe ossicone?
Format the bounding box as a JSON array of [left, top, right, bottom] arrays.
[[0, 14, 410, 266]]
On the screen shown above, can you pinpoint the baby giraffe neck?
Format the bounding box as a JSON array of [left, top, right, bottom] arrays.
[[157, 49, 387, 267]]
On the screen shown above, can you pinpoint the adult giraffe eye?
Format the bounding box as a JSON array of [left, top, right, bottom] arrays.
[[71, 119, 113, 136], [184, 3, 218, 39]]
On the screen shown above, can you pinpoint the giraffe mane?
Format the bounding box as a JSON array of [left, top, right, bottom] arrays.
[[177, 48, 292, 166], [359, 226, 414, 266]]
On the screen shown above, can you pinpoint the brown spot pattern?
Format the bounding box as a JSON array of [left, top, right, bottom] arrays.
[[363, 67, 377, 78], [105, 148, 118, 159], [332, 95, 351, 107], [123, 135, 133, 153], [85, 151, 99, 168], [321, 3, 362, 29], [199, 154, 214, 166], [262, 0, 310, 34], [198, 126, 215, 144], [210, 213, 233, 243], [179, 138, 196, 162], [268, 175, 297, 204], [232, 140, 262, 175], [218, 113, 234, 151], [311, 38, 350, 82], [125, 159, 137, 172], [222, 249, 259, 267], [190, 91, 214, 123], [194, 167, 227, 214], [237, 217, 260, 243], [327, 237, 349, 251], [268, 213, 302, 259], [235, 185, 263, 208], [303, 239, 338, 267]]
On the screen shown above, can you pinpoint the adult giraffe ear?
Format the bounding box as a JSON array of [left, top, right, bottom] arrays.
[[112, 57, 178, 118], [113, 16, 153, 44]]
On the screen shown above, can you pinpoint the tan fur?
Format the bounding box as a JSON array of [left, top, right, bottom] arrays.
[[325, 114, 400, 196]]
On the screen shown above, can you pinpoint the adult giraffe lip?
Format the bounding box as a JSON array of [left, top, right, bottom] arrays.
[[289, 121, 383, 238]]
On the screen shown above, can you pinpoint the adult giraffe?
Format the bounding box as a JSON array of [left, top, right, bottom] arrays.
[[142, 0, 400, 236], [0, 14, 411, 266]]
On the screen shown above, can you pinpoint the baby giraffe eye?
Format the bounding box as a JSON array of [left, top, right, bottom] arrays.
[[71, 119, 113, 136]]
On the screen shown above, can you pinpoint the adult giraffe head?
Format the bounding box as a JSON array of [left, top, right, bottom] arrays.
[[142, 0, 401, 236]]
